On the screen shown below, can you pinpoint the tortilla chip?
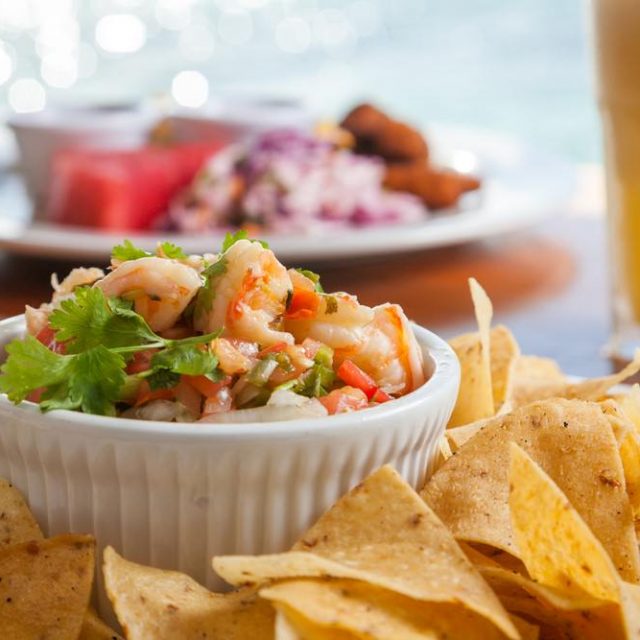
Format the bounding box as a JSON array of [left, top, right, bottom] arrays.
[[513, 355, 565, 381], [448, 279, 495, 427], [79, 608, 124, 640], [103, 546, 274, 640], [216, 465, 516, 639], [500, 594, 624, 639], [445, 419, 490, 452], [617, 384, 640, 434], [511, 353, 640, 408], [261, 578, 508, 640], [422, 399, 640, 583], [510, 614, 540, 640], [0, 478, 42, 548], [0, 533, 95, 640], [490, 325, 520, 411], [509, 443, 621, 601], [274, 606, 360, 640]]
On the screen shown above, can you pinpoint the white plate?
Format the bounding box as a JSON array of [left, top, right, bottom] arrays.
[[0, 125, 574, 263]]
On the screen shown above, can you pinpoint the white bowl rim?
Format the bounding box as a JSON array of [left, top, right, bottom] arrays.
[[0, 315, 459, 439]]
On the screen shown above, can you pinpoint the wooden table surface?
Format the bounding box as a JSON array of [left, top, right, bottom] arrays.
[[0, 215, 612, 376]]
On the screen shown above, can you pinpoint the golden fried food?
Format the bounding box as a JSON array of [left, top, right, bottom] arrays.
[[341, 103, 428, 162], [384, 161, 481, 210]]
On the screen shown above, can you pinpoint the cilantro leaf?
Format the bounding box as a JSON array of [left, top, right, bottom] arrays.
[[146, 369, 181, 391], [48, 287, 112, 352], [222, 230, 269, 252], [194, 256, 228, 321], [0, 336, 70, 404], [0, 339, 127, 415], [159, 242, 187, 260], [295, 268, 324, 293], [151, 344, 219, 376], [49, 287, 159, 353], [111, 240, 152, 262], [56, 347, 126, 416]]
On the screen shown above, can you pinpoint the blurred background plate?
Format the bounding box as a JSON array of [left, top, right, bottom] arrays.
[[0, 123, 574, 263]]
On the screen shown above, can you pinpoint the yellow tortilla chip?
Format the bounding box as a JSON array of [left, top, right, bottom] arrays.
[[79, 608, 124, 640], [0, 478, 42, 547], [510, 614, 539, 640], [448, 279, 495, 427], [490, 324, 520, 412], [103, 546, 274, 640], [0, 533, 95, 640], [511, 353, 640, 408], [274, 607, 360, 640], [618, 384, 640, 434], [513, 355, 565, 382], [445, 418, 490, 452], [509, 443, 621, 602], [422, 399, 640, 583], [261, 578, 508, 640], [216, 465, 516, 639]]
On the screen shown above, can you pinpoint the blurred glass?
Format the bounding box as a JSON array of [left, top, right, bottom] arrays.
[[592, 0, 640, 359]]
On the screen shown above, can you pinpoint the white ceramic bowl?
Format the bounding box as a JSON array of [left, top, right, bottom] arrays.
[[0, 315, 459, 614]]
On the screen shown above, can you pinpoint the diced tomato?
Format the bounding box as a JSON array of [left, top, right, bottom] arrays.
[[126, 349, 156, 374], [371, 388, 393, 403], [285, 288, 320, 320], [47, 142, 225, 231], [183, 374, 232, 398], [174, 379, 203, 417], [336, 360, 378, 400], [319, 387, 368, 415], [134, 385, 175, 407], [35, 326, 66, 354], [257, 342, 288, 358]]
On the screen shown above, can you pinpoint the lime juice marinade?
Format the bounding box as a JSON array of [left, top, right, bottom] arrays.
[[593, 0, 640, 326]]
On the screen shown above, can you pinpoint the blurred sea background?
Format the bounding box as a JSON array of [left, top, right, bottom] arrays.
[[0, 0, 597, 163]]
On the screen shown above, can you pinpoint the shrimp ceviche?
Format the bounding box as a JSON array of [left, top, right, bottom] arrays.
[[0, 233, 426, 423]]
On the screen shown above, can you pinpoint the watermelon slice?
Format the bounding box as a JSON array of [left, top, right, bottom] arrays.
[[47, 142, 224, 231]]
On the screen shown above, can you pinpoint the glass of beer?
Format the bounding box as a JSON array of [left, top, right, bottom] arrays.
[[592, 0, 640, 360]]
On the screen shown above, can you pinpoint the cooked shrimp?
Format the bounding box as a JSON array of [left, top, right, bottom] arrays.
[[342, 303, 425, 394], [25, 267, 106, 336], [285, 292, 374, 350], [51, 267, 105, 303], [94, 257, 201, 332], [194, 239, 294, 346]]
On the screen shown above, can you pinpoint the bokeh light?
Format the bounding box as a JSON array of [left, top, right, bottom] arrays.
[[95, 14, 147, 53], [179, 24, 215, 62], [275, 17, 311, 54], [41, 52, 78, 88], [155, 0, 192, 31], [8, 78, 46, 113], [218, 9, 253, 46], [312, 9, 357, 52], [171, 70, 209, 108], [0, 43, 14, 86]]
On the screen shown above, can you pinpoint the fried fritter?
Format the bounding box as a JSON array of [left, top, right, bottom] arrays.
[[341, 103, 428, 162], [384, 161, 481, 210]]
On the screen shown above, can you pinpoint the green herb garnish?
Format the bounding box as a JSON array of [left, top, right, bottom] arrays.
[[222, 230, 269, 252], [159, 241, 188, 260], [111, 240, 152, 262], [0, 287, 222, 415]]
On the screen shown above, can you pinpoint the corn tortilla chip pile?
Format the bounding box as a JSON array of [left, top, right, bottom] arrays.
[[0, 478, 120, 640], [6, 278, 640, 638]]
